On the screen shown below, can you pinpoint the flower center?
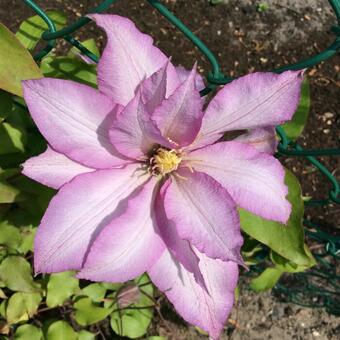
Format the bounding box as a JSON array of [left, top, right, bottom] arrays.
[[150, 148, 182, 176]]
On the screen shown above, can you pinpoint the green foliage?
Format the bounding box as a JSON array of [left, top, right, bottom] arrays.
[[0, 23, 42, 97], [240, 169, 315, 267], [78, 330, 97, 340], [110, 274, 154, 338], [14, 324, 43, 340], [241, 170, 316, 292], [0, 181, 23, 204], [210, 0, 228, 4], [257, 2, 269, 12], [282, 78, 310, 140], [74, 297, 113, 326], [0, 91, 12, 123], [16, 11, 67, 50], [0, 221, 26, 251], [81, 283, 107, 302], [46, 321, 77, 340], [46, 271, 79, 307], [40, 57, 97, 88], [6, 291, 42, 324], [0, 256, 40, 293], [250, 250, 315, 292], [250, 267, 283, 292], [241, 237, 264, 266], [0, 122, 27, 155]]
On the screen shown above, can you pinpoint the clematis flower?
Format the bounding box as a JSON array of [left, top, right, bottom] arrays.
[[22, 14, 303, 339]]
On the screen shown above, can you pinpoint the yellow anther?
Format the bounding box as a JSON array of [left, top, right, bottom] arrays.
[[150, 148, 182, 176]]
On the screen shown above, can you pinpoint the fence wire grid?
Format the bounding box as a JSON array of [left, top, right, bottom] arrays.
[[19, 0, 340, 315]]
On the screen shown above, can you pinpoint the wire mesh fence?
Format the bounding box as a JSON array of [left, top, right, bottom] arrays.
[[21, 0, 340, 314]]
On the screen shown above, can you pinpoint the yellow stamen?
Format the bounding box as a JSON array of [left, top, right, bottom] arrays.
[[150, 148, 182, 176]]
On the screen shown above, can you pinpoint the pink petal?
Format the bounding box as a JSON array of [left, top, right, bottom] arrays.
[[187, 141, 291, 223], [140, 61, 169, 114], [77, 177, 165, 282], [34, 164, 150, 274], [194, 71, 303, 149], [152, 65, 204, 147], [88, 14, 179, 106], [148, 247, 238, 339], [163, 169, 243, 264], [109, 92, 155, 160], [22, 146, 94, 189], [155, 180, 206, 289], [23, 78, 127, 169], [176, 65, 205, 91], [109, 91, 173, 159], [233, 127, 278, 154]]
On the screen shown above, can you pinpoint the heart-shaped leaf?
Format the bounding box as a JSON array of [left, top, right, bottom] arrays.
[[46, 321, 77, 340], [46, 271, 79, 307], [14, 324, 43, 340], [6, 291, 41, 324], [74, 297, 112, 326], [0, 256, 40, 293]]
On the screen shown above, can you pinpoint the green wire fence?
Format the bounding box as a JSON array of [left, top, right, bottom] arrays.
[[22, 0, 340, 314]]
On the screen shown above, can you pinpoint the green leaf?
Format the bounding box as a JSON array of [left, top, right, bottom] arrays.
[[0, 181, 24, 203], [6, 291, 41, 324], [46, 321, 77, 340], [240, 170, 315, 267], [17, 227, 37, 254], [250, 267, 283, 292], [0, 122, 27, 154], [0, 288, 7, 299], [78, 330, 96, 340], [46, 271, 79, 307], [4, 209, 36, 229], [0, 23, 42, 97], [10, 176, 55, 218], [250, 250, 315, 292], [74, 297, 112, 326], [0, 153, 27, 168], [101, 282, 123, 291], [82, 283, 106, 302], [40, 57, 97, 88], [110, 308, 153, 339], [8, 100, 35, 130], [241, 237, 264, 266], [0, 299, 7, 318], [270, 250, 314, 272], [16, 11, 67, 50], [281, 78, 310, 140], [0, 256, 40, 293], [110, 275, 154, 338], [68, 38, 100, 59], [14, 324, 43, 340], [0, 91, 12, 122], [0, 167, 20, 181], [0, 221, 22, 249]]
